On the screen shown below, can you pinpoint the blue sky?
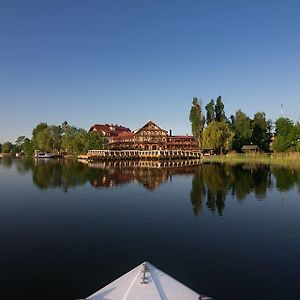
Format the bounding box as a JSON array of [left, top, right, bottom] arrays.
[[0, 0, 300, 143]]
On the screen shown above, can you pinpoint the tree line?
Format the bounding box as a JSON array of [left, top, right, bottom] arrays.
[[0, 121, 108, 156], [189, 96, 300, 153]]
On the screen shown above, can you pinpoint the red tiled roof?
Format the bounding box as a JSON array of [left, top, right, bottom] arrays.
[[111, 132, 134, 140], [89, 124, 131, 135]]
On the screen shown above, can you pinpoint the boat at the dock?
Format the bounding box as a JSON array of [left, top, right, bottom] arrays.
[[34, 150, 56, 158], [80, 261, 215, 300]]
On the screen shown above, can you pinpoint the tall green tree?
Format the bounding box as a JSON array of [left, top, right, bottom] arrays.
[[2, 142, 13, 153], [205, 99, 215, 125], [49, 125, 62, 151], [23, 138, 34, 157], [215, 96, 225, 122], [32, 123, 49, 149], [232, 110, 252, 151], [189, 97, 205, 148], [271, 117, 294, 152], [251, 112, 268, 151], [275, 117, 294, 137], [86, 131, 108, 151], [35, 127, 53, 152], [202, 121, 234, 153]]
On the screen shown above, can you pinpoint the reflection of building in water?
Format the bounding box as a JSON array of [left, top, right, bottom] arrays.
[[87, 160, 201, 191], [90, 171, 132, 188]]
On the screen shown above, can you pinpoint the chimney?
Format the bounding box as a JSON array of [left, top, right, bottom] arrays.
[[169, 129, 172, 136]]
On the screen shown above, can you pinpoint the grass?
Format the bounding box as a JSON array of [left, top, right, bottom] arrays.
[[203, 152, 300, 168]]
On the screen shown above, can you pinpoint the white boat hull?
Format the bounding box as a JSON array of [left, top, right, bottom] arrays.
[[83, 262, 215, 300]]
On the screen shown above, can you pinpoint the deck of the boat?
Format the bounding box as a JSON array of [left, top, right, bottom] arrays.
[[86, 262, 201, 300]]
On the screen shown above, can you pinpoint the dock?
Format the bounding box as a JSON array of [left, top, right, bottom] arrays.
[[78, 149, 202, 161]]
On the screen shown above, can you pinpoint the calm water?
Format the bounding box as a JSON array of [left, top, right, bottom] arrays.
[[0, 159, 300, 300]]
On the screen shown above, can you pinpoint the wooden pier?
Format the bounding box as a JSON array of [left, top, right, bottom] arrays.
[[78, 158, 201, 169], [78, 149, 202, 161]]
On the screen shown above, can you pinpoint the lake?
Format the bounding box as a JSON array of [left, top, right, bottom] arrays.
[[0, 158, 299, 300]]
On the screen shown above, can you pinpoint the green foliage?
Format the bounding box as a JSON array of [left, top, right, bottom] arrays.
[[50, 125, 62, 150], [15, 136, 26, 148], [2, 142, 13, 153], [35, 127, 53, 152], [272, 117, 299, 152], [275, 117, 293, 137], [61, 126, 84, 154], [32, 123, 48, 140], [86, 131, 108, 150], [251, 112, 269, 151], [32, 123, 64, 152], [189, 97, 205, 147], [61, 125, 107, 155], [296, 142, 300, 152], [202, 121, 234, 153], [232, 110, 252, 151], [205, 99, 215, 125], [215, 96, 225, 122], [271, 135, 289, 152], [23, 138, 34, 157]]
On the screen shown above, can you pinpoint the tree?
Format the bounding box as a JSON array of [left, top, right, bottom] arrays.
[[2, 142, 13, 153], [35, 127, 53, 152], [85, 131, 108, 151], [271, 136, 289, 152], [215, 96, 225, 122], [15, 136, 26, 153], [272, 117, 294, 152], [32, 123, 49, 149], [275, 117, 293, 137], [0, 143, 2, 152], [232, 110, 252, 151], [15, 136, 26, 147], [61, 121, 69, 135], [49, 125, 62, 151], [205, 99, 215, 125], [202, 121, 234, 153], [189, 97, 205, 148], [23, 138, 34, 157], [251, 112, 268, 151], [61, 126, 101, 154]]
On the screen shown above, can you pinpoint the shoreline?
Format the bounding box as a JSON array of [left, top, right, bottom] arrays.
[[203, 153, 300, 168]]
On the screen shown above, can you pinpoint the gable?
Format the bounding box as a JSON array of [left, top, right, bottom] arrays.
[[135, 121, 168, 136]]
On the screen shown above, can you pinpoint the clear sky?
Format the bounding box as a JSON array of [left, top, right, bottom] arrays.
[[0, 0, 300, 143]]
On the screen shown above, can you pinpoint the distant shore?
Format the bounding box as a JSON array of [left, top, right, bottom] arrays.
[[203, 152, 300, 168]]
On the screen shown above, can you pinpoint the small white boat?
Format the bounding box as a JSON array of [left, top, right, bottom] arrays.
[[80, 262, 215, 300], [34, 150, 56, 158]]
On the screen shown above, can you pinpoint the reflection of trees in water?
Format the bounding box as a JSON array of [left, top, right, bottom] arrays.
[[190, 163, 275, 217], [271, 167, 300, 192], [13, 159, 104, 191], [8, 159, 300, 212], [32, 160, 90, 190], [230, 164, 271, 200], [0, 158, 13, 168], [203, 164, 234, 215], [190, 168, 206, 216]]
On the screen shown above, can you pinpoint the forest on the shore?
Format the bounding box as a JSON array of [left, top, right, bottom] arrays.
[[189, 96, 300, 153]]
